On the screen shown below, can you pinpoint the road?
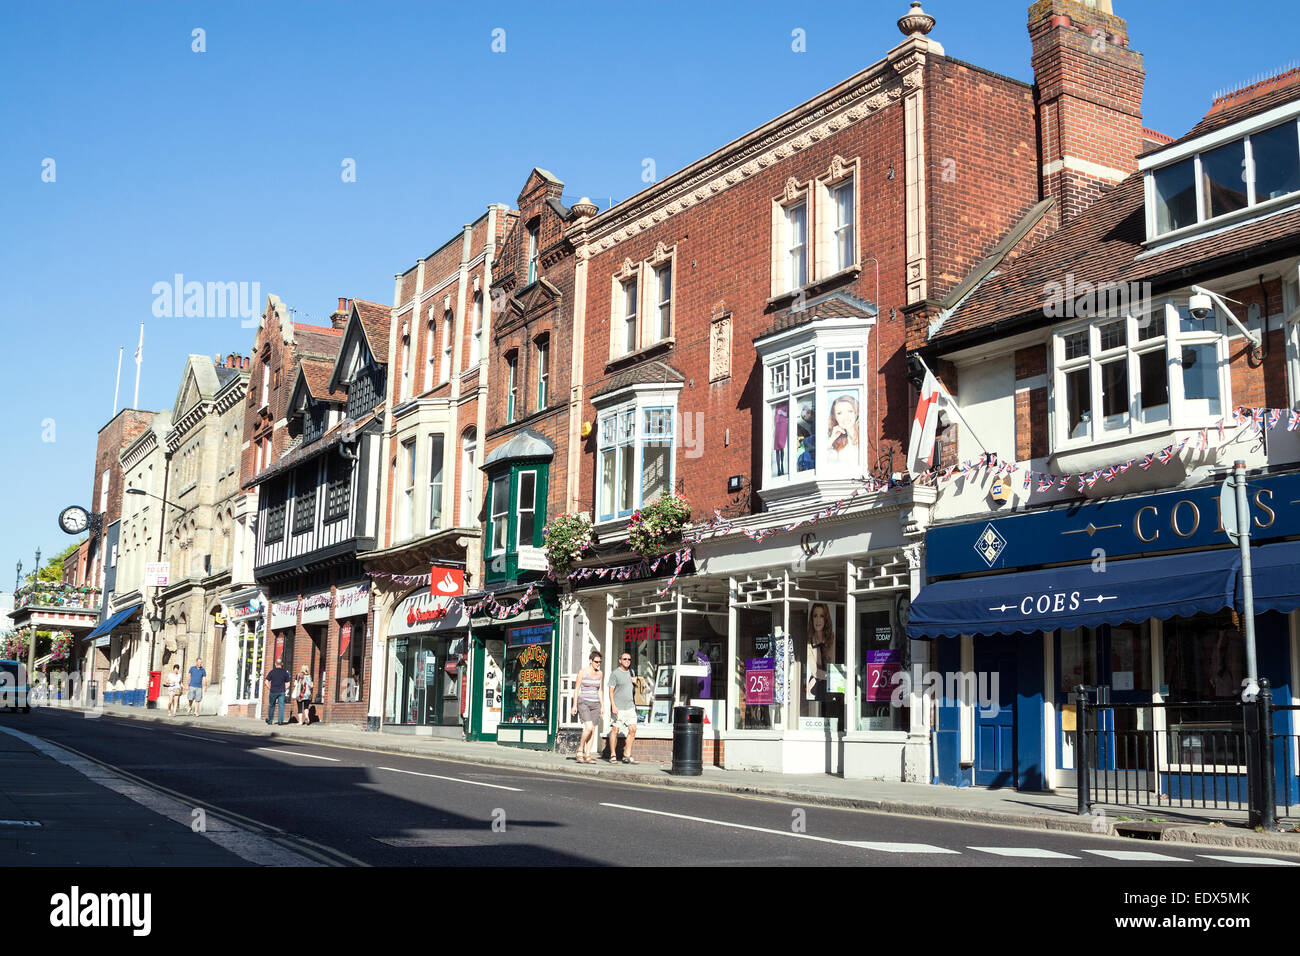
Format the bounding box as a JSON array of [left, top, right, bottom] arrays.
[[13, 709, 1300, 867]]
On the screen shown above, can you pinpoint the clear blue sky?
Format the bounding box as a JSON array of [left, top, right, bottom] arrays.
[[1, 0, 1297, 592]]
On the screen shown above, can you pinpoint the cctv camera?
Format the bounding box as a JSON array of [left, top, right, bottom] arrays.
[[1188, 292, 1214, 321]]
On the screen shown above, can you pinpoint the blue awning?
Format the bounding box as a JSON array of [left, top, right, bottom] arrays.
[[1245, 541, 1300, 616], [908, 549, 1240, 639], [86, 604, 141, 640]]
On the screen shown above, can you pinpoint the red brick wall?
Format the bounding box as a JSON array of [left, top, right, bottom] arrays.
[[1225, 278, 1290, 411]]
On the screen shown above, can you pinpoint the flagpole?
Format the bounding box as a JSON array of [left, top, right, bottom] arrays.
[[912, 352, 991, 456], [133, 323, 144, 409], [112, 347, 123, 416]]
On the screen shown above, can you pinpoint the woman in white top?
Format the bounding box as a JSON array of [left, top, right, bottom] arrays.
[[164, 664, 183, 716]]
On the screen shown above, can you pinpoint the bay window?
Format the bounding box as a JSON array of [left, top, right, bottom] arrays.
[[1053, 301, 1227, 449], [489, 473, 509, 554], [760, 323, 868, 490], [594, 389, 680, 524]]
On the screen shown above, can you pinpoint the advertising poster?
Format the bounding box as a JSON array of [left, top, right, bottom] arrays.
[[745, 657, 775, 705], [865, 649, 901, 702]]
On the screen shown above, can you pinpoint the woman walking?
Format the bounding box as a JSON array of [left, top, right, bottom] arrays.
[[570, 650, 603, 764], [294, 665, 313, 725], [164, 664, 183, 716]]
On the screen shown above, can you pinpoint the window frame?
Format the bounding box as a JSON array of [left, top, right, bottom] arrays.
[[1051, 299, 1231, 452], [505, 352, 518, 423], [427, 433, 445, 534], [459, 429, 477, 527], [468, 291, 483, 368], [535, 336, 549, 409], [489, 473, 510, 555], [515, 469, 538, 550], [1144, 113, 1300, 242], [400, 438, 417, 541], [291, 467, 318, 537], [526, 222, 540, 285], [441, 308, 454, 383], [592, 386, 681, 524]]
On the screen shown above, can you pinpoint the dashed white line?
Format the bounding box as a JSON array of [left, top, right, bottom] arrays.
[[255, 748, 340, 762], [1198, 854, 1300, 866], [1084, 849, 1187, 862], [174, 732, 227, 743], [378, 766, 523, 791], [968, 846, 1079, 859], [844, 841, 960, 854]]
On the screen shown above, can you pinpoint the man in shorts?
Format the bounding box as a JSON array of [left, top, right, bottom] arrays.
[[186, 659, 206, 716], [606, 651, 637, 763]]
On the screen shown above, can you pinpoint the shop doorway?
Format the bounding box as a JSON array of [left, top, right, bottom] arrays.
[[973, 636, 1017, 787]]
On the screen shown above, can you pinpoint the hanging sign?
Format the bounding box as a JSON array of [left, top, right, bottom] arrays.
[[144, 563, 170, 588], [430, 566, 464, 597]]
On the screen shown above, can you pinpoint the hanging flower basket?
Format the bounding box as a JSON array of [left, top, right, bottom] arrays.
[[1, 629, 31, 661], [542, 513, 595, 575], [50, 633, 74, 663], [627, 493, 692, 560]]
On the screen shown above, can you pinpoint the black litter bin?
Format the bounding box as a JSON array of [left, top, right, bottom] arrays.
[[671, 706, 704, 776]]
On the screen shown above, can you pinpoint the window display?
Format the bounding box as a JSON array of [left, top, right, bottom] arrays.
[[799, 603, 844, 726], [503, 625, 551, 725]]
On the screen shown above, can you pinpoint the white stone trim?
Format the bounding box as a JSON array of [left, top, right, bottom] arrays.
[[1041, 155, 1130, 184]]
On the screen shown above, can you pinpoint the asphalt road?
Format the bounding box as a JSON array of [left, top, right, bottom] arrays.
[[16, 709, 1300, 868]]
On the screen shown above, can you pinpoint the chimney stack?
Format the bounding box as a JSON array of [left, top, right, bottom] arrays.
[[1028, 0, 1144, 226], [330, 297, 350, 330]]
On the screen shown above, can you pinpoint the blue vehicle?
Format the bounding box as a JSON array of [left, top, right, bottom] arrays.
[[0, 660, 30, 713]]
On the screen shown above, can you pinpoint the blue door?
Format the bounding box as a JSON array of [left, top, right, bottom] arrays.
[[974, 637, 1017, 788]]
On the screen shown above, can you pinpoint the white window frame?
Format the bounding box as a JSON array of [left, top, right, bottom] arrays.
[[506, 353, 518, 422], [1143, 111, 1300, 242], [527, 223, 539, 285], [400, 329, 412, 402], [759, 320, 870, 489], [427, 433, 445, 534], [592, 385, 681, 524], [441, 308, 454, 383], [459, 429, 477, 527], [814, 157, 861, 280], [425, 305, 437, 391], [469, 292, 483, 368], [400, 438, 416, 541], [771, 179, 814, 297], [515, 470, 537, 550], [489, 473, 510, 554], [1051, 298, 1231, 452], [620, 274, 638, 357], [536, 337, 549, 409]]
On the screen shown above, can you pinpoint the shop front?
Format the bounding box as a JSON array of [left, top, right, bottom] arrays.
[[909, 470, 1300, 794], [385, 590, 469, 736], [468, 587, 559, 749], [218, 588, 266, 718]]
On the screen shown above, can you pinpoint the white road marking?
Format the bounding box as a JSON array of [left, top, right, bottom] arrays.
[[174, 733, 227, 743], [379, 766, 523, 792], [968, 846, 1079, 859], [1084, 849, 1187, 862], [600, 802, 960, 852], [0, 723, 322, 866], [1198, 854, 1300, 866], [845, 841, 961, 854], [256, 748, 340, 762]]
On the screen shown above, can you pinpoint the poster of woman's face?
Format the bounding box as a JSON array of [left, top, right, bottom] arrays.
[[825, 390, 861, 469], [805, 603, 842, 700]]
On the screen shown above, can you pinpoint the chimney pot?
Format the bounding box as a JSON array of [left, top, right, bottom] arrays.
[[337, 296, 346, 312]]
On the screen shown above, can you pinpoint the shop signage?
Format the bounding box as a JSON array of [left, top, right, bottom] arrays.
[[516, 548, 547, 572], [144, 563, 170, 588], [339, 622, 353, 657], [623, 623, 659, 643], [865, 649, 901, 702], [334, 583, 370, 620], [391, 591, 468, 637], [927, 469, 1300, 579], [745, 657, 775, 705], [430, 566, 464, 597], [270, 600, 298, 630], [225, 597, 264, 621], [505, 625, 551, 725], [300, 589, 334, 626]]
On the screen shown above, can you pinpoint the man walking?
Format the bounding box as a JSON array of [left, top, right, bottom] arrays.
[[185, 658, 206, 716], [264, 658, 291, 725], [606, 651, 637, 763]]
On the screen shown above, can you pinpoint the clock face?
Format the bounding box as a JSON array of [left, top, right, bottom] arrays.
[[58, 505, 90, 535]]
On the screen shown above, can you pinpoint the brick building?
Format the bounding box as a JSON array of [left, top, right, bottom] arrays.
[[363, 206, 511, 734], [220, 295, 345, 719], [906, 42, 1300, 797]]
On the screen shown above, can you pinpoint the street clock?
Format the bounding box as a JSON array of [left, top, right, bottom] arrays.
[[58, 505, 91, 535]]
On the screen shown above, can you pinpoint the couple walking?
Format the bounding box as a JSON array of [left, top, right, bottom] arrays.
[[264, 659, 313, 725], [570, 649, 637, 764]]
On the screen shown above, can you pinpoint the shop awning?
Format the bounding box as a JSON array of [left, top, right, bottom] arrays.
[[1244, 541, 1300, 615], [85, 604, 141, 640], [907, 549, 1241, 639]]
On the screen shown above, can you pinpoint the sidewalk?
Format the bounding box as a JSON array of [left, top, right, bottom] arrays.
[[80, 702, 1300, 856], [0, 722, 250, 866]]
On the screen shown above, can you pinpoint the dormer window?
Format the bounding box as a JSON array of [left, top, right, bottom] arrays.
[[1144, 113, 1300, 241]]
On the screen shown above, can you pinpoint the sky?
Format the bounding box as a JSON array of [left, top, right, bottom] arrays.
[[1, 0, 1297, 593]]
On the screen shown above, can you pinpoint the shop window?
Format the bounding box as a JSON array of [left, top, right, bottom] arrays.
[[735, 609, 781, 730], [388, 634, 464, 726], [797, 602, 845, 728], [336, 620, 365, 702], [235, 621, 265, 702], [503, 624, 551, 725], [615, 616, 677, 727], [1163, 614, 1246, 767], [858, 605, 907, 732]]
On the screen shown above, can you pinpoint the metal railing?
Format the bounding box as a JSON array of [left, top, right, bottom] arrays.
[[1076, 682, 1283, 827]]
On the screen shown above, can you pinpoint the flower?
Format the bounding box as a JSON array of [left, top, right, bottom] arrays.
[[542, 513, 595, 575], [626, 493, 692, 560]]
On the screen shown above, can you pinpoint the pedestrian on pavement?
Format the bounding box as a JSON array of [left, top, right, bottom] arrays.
[[164, 664, 182, 716], [185, 659, 206, 716], [293, 665, 313, 725], [264, 658, 291, 725], [570, 650, 603, 764], [607, 650, 638, 763]]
